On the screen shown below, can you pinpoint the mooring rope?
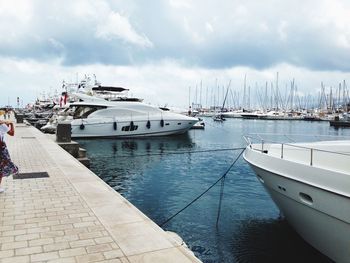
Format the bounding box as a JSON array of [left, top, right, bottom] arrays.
[[159, 148, 245, 227], [216, 175, 226, 227]]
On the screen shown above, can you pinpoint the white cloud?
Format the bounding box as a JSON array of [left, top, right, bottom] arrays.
[[205, 22, 214, 33], [0, 0, 33, 23], [0, 0, 33, 44], [168, 0, 192, 9], [95, 12, 153, 48], [318, 0, 350, 49], [48, 38, 65, 51], [278, 21, 288, 41]]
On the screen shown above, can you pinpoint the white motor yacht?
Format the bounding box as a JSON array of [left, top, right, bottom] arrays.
[[240, 110, 267, 119], [243, 137, 350, 263], [69, 95, 198, 138], [221, 110, 243, 118]]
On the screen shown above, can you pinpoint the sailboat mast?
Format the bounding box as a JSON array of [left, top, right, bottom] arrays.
[[200, 80, 202, 109], [243, 74, 247, 110], [276, 72, 279, 111], [221, 80, 231, 111]]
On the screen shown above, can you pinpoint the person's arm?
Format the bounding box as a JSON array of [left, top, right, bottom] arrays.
[[7, 122, 14, 136]]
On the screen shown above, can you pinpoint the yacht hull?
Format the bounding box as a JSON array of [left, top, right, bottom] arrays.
[[71, 119, 196, 138], [251, 166, 350, 262], [244, 147, 350, 263]]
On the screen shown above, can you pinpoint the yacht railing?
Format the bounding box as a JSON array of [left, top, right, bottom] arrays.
[[244, 133, 350, 168]]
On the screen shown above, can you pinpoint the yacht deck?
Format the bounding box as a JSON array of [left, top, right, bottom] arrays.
[[251, 140, 350, 174]]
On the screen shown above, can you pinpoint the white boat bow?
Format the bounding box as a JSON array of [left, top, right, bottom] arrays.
[[243, 135, 350, 263]]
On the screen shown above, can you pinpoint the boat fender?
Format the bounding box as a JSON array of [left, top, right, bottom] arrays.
[[113, 121, 117, 130], [160, 119, 164, 127], [146, 120, 151, 129], [130, 121, 134, 129], [80, 123, 85, 130]]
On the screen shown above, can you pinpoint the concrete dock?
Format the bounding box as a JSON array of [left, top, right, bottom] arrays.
[[0, 121, 201, 262]]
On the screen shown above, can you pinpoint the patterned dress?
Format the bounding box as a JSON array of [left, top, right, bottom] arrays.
[[0, 125, 18, 177]]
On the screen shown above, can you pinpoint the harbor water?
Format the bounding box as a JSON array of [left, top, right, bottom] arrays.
[[77, 119, 349, 263]]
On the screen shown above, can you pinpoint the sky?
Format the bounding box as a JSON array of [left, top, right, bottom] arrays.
[[0, 0, 350, 108]]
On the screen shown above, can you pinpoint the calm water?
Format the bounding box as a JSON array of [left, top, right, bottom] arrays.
[[77, 119, 350, 263]]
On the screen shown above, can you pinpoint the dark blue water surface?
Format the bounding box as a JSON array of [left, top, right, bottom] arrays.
[[77, 119, 350, 263]]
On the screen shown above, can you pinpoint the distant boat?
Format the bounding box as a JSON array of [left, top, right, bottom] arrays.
[[213, 114, 225, 122], [212, 80, 230, 122], [221, 110, 243, 118], [330, 120, 350, 127], [330, 115, 350, 128], [264, 111, 303, 120], [244, 137, 350, 262], [240, 111, 267, 119], [303, 114, 321, 121], [191, 118, 205, 129]]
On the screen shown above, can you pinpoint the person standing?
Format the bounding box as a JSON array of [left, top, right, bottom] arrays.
[[0, 117, 18, 193]]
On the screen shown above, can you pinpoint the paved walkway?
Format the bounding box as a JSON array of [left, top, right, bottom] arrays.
[[0, 118, 201, 262]]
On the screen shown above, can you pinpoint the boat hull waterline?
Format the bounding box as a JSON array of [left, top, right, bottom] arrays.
[[71, 119, 196, 138]]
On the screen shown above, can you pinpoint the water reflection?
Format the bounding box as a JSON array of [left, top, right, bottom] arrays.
[[77, 134, 195, 192]]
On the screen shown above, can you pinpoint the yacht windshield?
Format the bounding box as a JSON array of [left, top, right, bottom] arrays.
[[73, 105, 106, 119]]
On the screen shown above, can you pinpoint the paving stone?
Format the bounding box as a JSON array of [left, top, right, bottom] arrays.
[[58, 247, 87, 258], [2, 229, 26, 237], [0, 236, 15, 243], [54, 235, 79, 243], [0, 249, 15, 258], [40, 230, 65, 238], [1, 255, 31, 263], [70, 239, 95, 248], [46, 257, 76, 263], [94, 236, 114, 244], [15, 233, 40, 242], [43, 242, 70, 252], [86, 243, 112, 254], [29, 238, 54, 246], [15, 246, 43, 256], [76, 252, 105, 263], [1, 241, 28, 250], [103, 249, 125, 259], [30, 252, 59, 262]]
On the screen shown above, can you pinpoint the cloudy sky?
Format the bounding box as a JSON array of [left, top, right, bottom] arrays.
[[0, 0, 349, 108]]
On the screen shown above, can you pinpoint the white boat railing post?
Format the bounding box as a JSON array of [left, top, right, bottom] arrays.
[[261, 140, 264, 152], [281, 143, 284, 159], [310, 148, 313, 166]]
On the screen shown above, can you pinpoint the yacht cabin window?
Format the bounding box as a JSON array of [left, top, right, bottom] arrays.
[[122, 125, 138, 131], [73, 105, 106, 119]]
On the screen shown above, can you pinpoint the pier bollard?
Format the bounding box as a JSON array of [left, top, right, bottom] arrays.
[[16, 114, 24, 123], [56, 122, 71, 143], [55, 123, 89, 167]]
